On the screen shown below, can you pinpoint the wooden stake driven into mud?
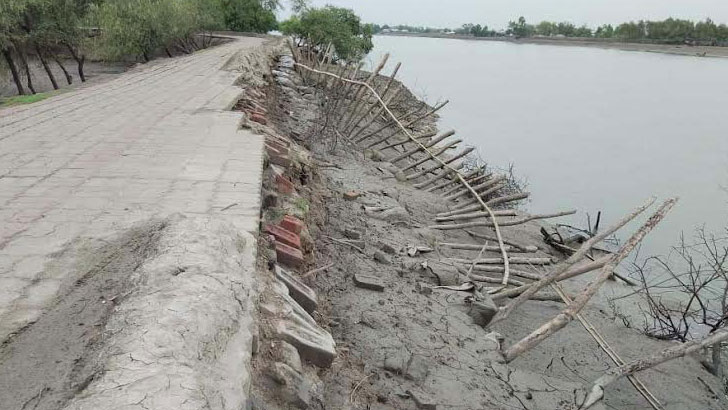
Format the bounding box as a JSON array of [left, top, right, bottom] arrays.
[[293, 61, 513, 284]]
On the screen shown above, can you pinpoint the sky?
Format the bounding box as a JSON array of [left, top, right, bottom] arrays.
[[282, 0, 728, 30]]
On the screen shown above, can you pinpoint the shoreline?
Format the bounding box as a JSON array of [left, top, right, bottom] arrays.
[[378, 32, 728, 58]]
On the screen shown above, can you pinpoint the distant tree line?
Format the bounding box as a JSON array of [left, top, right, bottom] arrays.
[[373, 17, 728, 46], [1, 0, 294, 97]]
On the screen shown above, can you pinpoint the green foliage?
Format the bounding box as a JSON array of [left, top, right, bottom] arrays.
[[218, 0, 277, 33], [1, 90, 59, 106], [507, 16, 534, 37], [281, 6, 373, 61]]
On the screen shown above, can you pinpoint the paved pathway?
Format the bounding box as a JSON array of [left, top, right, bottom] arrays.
[[0, 37, 265, 342]]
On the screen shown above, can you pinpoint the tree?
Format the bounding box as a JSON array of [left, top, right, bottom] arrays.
[[507, 16, 533, 38], [280, 6, 373, 61]]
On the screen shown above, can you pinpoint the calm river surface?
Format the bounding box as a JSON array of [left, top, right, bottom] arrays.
[[368, 35, 728, 258]]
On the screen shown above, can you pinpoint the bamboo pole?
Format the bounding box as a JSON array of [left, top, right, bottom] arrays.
[[337, 53, 390, 129], [445, 176, 506, 201], [400, 139, 463, 171], [358, 100, 449, 144], [448, 257, 554, 265], [406, 147, 475, 180], [412, 163, 466, 189], [503, 199, 676, 363], [438, 192, 531, 217], [379, 131, 437, 150], [442, 173, 492, 196], [391, 130, 455, 163], [465, 230, 538, 252], [345, 62, 402, 136], [294, 61, 511, 282], [490, 197, 656, 325], [426, 167, 486, 192], [431, 210, 576, 230], [582, 329, 725, 409]]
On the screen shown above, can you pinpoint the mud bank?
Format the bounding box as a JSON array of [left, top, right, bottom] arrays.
[[379, 32, 728, 59], [244, 47, 728, 410]]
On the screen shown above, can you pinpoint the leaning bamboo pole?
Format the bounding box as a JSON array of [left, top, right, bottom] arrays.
[[431, 210, 576, 230], [503, 198, 676, 363], [293, 61, 512, 282]]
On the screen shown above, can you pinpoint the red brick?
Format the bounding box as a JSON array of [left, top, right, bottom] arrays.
[[250, 113, 267, 125], [276, 242, 304, 268], [275, 174, 294, 194], [279, 215, 303, 235], [265, 224, 301, 249]]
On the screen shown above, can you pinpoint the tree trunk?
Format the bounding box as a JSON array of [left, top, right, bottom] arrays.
[[65, 44, 86, 82], [711, 342, 724, 379], [2, 48, 26, 95], [165, 47, 173, 58], [35, 45, 59, 90], [14, 45, 36, 94], [142, 52, 150, 62], [53, 55, 73, 85]]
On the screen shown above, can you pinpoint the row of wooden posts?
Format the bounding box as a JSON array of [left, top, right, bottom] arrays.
[[286, 42, 726, 410]]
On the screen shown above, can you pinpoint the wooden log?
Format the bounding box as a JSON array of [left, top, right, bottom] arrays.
[[582, 329, 728, 409], [431, 210, 576, 230], [503, 199, 676, 364], [406, 147, 475, 180], [448, 257, 554, 265], [401, 139, 463, 171], [391, 130, 455, 163]]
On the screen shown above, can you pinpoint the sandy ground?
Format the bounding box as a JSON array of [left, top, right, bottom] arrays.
[[251, 51, 728, 410], [380, 33, 728, 59]]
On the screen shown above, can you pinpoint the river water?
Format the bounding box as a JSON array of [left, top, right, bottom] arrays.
[[368, 35, 728, 258]]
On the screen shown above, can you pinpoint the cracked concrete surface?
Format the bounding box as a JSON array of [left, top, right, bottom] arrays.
[[0, 37, 266, 409]]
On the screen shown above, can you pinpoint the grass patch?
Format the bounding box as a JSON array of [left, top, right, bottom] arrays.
[[1, 91, 59, 107]]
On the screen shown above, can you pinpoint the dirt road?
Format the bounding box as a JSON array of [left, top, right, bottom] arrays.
[[0, 37, 266, 410]]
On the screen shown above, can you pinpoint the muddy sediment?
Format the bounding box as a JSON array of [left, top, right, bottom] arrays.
[[248, 48, 727, 410]]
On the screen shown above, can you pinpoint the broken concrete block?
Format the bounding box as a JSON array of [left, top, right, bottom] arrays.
[[271, 340, 303, 373], [373, 250, 391, 265], [268, 362, 320, 409], [276, 265, 318, 314], [343, 227, 362, 240], [467, 294, 499, 327], [353, 274, 385, 292], [343, 190, 362, 201], [268, 279, 337, 367]]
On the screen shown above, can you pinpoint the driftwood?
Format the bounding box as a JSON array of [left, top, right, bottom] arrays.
[[582, 329, 727, 409], [431, 210, 576, 230], [503, 199, 676, 363]]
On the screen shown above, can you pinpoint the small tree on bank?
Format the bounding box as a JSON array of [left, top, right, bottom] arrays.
[[280, 6, 373, 61]]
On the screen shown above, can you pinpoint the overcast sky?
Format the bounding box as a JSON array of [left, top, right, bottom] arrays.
[[284, 0, 728, 30]]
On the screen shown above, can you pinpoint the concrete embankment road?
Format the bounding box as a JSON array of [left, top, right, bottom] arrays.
[[0, 37, 266, 409]]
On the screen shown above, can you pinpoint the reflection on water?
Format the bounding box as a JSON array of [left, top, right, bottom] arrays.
[[368, 35, 728, 258]]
